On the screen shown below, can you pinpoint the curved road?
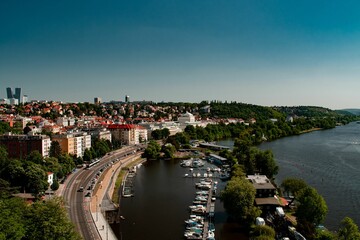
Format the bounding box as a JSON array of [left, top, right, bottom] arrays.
[[62, 145, 145, 240]]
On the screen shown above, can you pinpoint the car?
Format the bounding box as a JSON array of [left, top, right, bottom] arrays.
[[78, 187, 84, 192]]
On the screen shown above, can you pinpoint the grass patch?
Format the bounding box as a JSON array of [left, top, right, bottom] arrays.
[[111, 158, 145, 204]]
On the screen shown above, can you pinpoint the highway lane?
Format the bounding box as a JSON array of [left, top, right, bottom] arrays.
[[62, 145, 145, 240]]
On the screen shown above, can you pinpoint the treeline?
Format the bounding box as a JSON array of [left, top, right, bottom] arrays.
[[0, 138, 113, 196], [0, 196, 81, 240]]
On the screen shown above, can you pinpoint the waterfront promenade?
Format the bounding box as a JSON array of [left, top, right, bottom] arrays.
[[89, 153, 143, 240], [58, 147, 144, 240]]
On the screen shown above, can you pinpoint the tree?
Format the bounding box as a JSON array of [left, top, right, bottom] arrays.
[[281, 178, 308, 197], [254, 149, 278, 179], [337, 217, 360, 240], [24, 162, 48, 194], [142, 140, 161, 159], [83, 148, 93, 162], [250, 225, 276, 240], [162, 144, 176, 159], [49, 141, 62, 158], [25, 197, 82, 240], [26, 151, 43, 164], [296, 186, 328, 237], [221, 177, 261, 225], [51, 180, 59, 191], [0, 197, 27, 240], [58, 154, 76, 175], [315, 229, 335, 240]]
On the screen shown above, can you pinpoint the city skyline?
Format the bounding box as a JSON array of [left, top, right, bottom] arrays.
[[2, 1, 360, 109]]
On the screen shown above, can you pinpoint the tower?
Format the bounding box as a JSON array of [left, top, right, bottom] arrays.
[[6, 87, 14, 99], [14, 88, 22, 103]]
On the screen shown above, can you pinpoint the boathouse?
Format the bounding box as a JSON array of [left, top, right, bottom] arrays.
[[207, 154, 228, 166]]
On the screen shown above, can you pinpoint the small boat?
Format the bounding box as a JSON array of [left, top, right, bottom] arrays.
[[184, 173, 189, 177]]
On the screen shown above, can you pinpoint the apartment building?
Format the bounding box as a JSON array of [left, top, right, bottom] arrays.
[[108, 124, 147, 146], [0, 132, 51, 159], [52, 131, 91, 157]]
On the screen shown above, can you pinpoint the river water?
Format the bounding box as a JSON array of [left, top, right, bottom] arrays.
[[112, 123, 360, 239], [112, 159, 247, 240], [220, 122, 360, 230]]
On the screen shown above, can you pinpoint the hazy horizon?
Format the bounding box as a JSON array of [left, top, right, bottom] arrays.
[[2, 1, 360, 109]]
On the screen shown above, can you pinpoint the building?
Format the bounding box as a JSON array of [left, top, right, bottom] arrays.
[[94, 97, 102, 105], [52, 131, 91, 157], [47, 172, 54, 187], [125, 95, 130, 103], [52, 134, 75, 156], [56, 117, 75, 127], [207, 153, 229, 166], [247, 174, 280, 211], [6, 87, 14, 99], [83, 128, 112, 142], [108, 124, 147, 145], [178, 112, 195, 124], [0, 132, 51, 159]]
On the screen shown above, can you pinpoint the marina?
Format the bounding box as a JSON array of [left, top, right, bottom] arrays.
[[184, 178, 217, 240], [114, 158, 236, 240], [122, 166, 138, 198]]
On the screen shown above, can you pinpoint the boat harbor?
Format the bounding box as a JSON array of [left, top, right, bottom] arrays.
[[122, 166, 138, 198], [184, 178, 217, 240]]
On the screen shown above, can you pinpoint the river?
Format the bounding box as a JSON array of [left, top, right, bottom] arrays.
[[112, 122, 360, 239], [111, 159, 248, 240], [219, 122, 360, 230]]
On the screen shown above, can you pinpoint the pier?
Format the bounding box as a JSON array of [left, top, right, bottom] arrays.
[[185, 179, 217, 240], [122, 169, 136, 197]]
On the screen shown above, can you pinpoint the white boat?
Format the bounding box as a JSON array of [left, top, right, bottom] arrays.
[[184, 173, 189, 177]]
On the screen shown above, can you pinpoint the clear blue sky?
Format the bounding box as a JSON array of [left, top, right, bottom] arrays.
[[1, 0, 360, 109]]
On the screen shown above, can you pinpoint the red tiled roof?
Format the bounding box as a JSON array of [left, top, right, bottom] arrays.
[[108, 124, 137, 130]]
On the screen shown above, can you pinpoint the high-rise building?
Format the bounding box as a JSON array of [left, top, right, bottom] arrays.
[[6, 87, 14, 99], [125, 95, 130, 103], [22, 95, 28, 103], [14, 88, 22, 103], [6, 87, 22, 104], [94, 97, 102, 105]]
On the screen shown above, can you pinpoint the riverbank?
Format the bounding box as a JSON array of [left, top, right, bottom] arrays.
[[299, 127, 323, 134], [111, 157, 146, 204]]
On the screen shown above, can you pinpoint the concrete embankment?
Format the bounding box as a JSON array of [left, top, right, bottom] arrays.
[[89, 153, 143, 240]]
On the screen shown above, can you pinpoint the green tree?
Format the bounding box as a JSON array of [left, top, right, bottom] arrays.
[[43, 157, 61, 177], [49, 141, 62, 158], [26, 151, 43, 164], [0, 197, 27, 240], [83, 148, 93, 162], [221, 177, 261, 225], [142, 140, 161, 159], [51, 180, 60, 191], [0, 121, 11, 134], [296, 186, 328, 237], [281, 178, 308, 197], [57, 154, 76, 175], [254, 149, 278, 179], [0, 146, 9, 177], [250, 225, 276, 240], [24, 162, 48, 194], [162, 144, 176, 159], [337, 217, 360, 240], [315, 229, 335, 240], [25, 197, 82, 240]]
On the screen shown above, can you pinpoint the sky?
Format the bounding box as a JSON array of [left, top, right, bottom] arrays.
[[1, 0, 360, 109]]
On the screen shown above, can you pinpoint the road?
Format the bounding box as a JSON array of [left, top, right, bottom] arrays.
[[62, 145, 145, 240]]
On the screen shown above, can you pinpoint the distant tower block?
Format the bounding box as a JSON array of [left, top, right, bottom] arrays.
[[125, 95, 130, 103], [94, 97, 102, 105]]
